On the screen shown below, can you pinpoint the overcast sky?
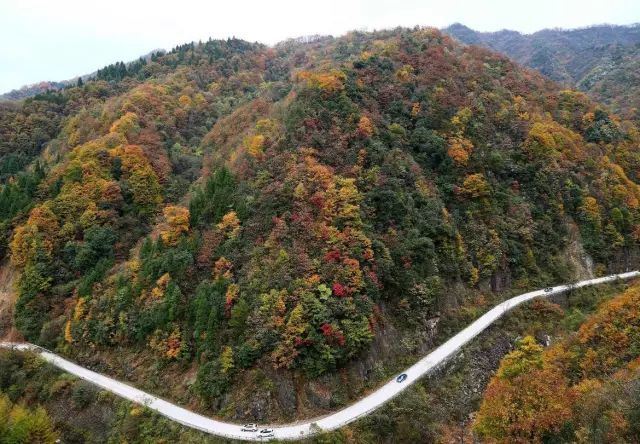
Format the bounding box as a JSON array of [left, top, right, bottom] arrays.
[[1, 0, 639, 93]]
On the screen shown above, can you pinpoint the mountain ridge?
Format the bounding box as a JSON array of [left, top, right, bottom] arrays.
[[4, 22, 638, 102], [0, 49, 166, 101], [444, 22, 640, 119]]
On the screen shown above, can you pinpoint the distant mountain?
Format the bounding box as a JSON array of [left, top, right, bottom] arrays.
[[0, 80, 70, 101], [0, 50, 164, 102], [444, 23, 640, 119]]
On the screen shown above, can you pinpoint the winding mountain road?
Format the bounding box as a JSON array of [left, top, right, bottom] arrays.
[[1, 271, 638, 441]]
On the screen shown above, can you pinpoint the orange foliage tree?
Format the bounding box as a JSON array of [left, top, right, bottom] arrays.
[[474, 337, 575, 443]]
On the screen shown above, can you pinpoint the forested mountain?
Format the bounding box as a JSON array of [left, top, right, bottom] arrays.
[[444, 23, 640, 120], [0, 81, 69, 101], [2, 26, 640, 442], [0, 51, 164, 101]]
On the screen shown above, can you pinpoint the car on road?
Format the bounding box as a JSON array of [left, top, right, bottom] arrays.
[[544, 287, 553, 293], [396, 373, 408, 383], [259, 428, 275, 438], [241, 423, 259, 432]]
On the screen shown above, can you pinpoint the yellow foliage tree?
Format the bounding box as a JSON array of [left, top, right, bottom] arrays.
[[580, 196, 601, 227], [295, 70, 346, 93], [178, 94, 192, 108], [255, 118, 275, 136], [148, 326, 182, 359], [213, 256, 233, 280], [165, 328, 182, 359], [411, 102, 421, 117], [109, 112, 140, 140], [451, 107, 473, 131], [73, 297, 86, 321], [0, 394, 58, 443], [447, 136, 474, 166], [524, 120, 584, 161], [10, 205, 60, 267], [217, 211, 241, 239], [395, 64, 414, 82], [64, 320, 73, 343], [220, 346, 235, 373], [151, 273, 171, 299], [160, 205, 190, 245], [357, 116, 374, 138], [460, 173, 490, 198], [225, 283, 240, 312], [244, 134, 265, 159], [109, 145, 162, 214], [272, 303, 307, 369], [323, 178, 362, 226]]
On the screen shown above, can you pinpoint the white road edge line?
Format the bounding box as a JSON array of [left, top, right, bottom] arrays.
[[1, 271, 638, 441]]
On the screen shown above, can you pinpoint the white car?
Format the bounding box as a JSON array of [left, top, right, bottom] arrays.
[[259, 428, 275, 438], [241, 423, 259, 432]]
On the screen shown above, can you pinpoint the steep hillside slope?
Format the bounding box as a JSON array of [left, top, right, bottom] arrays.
[[3, 27, 640, 435], [444, 23, 640, 120], [475, 282, 640, 442]]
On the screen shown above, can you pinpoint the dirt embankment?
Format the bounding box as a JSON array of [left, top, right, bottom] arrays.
[[566, 222, 594, 280], [0, 260, 21, 341]]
